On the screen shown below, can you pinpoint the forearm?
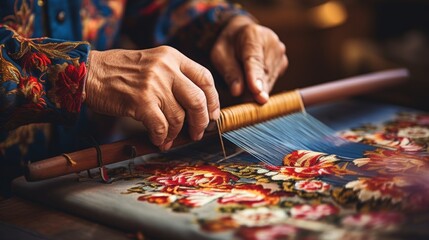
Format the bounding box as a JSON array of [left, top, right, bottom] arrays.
[[122, 0, 249, 59]]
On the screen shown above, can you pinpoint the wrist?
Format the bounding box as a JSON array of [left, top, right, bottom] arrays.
[[219, 15, 256, 39], [84, 50, 99, 103]]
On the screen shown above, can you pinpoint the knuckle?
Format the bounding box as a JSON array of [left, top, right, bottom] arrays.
[[280, 42, 286, 53], [242, 40, 260, 52], [242, 42, 263, 63], [169, 109, 185, 127], [156, 45, 172, 54], [152, 123, 167, 139], [196, 67, 214, 86], [208, 97, 220, 111], [188, 91, 207, 112], [192, 119, 209, 129], [243, 24, 258, 35], [267, 28, 279, 40], [245, 54, 264, 67], [282, 55, 289, 68], [156, 46, 179, 62], [189, 113, 209, 129]]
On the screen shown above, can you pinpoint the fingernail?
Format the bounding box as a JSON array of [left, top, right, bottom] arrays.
[[255, 79, 263, 92], [231, 80, 241, 96], [211, 108, 220, 120], [259, 91, 269, 102], [160, 140, 173, 151]]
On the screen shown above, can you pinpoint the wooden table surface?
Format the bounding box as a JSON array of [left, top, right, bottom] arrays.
[[0, 197, 133, 240]]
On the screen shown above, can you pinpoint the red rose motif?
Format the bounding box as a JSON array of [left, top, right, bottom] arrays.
[[18, 76, 46, 108], [56, 62, 86, 113], [282, 150, 338, 167], [266, 150, 348, 180], [22, 52, 51, 72]]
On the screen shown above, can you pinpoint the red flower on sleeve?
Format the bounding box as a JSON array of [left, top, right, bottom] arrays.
[[18, 76, 46, 108], [21, 52, 52, 72], [56, 62, 86, 113]]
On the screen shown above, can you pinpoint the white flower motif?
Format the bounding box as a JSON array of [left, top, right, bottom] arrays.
[[352, 158, 371, 167], [345, 177, 410, 204], [398, 126, 429, 139], [232, 207, 287, 227], [180, 190, 226, 207]]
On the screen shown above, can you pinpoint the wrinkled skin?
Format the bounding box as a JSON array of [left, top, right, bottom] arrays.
[[211, 16, 288, 104], [86, 46, 220, 150], [86, 16, 287, 150]]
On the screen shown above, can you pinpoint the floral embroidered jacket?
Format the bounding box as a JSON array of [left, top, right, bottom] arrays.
[[0, 0, 245, 164]]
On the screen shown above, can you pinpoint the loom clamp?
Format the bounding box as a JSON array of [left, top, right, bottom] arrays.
[[80, 136, 113, 183]]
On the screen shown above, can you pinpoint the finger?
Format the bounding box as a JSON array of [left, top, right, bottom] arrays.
[[211, 41, 244, 97], [160, 96, 185, 151], [264, 42, 288, 92], [173, 73, 210, 141], [269, 54, 288, 91], [180, 59, 220, 121], [240, 34, 269, 104], [140, 103, 169, 147]]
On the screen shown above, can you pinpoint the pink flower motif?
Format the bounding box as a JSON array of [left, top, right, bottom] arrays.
[[294, 180, 331, 193], [236, 224, 298, 240], [147, 165, 239, 188], [417, 115, 429, 125], [21, 52, 51, 72], [290, 204, 339, 220], [56, 62, 86, 113], [342, 212, 404, 231], [231, 208, 287, 227]]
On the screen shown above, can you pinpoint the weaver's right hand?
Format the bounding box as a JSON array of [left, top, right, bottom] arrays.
[[85, 46, 220, 150]]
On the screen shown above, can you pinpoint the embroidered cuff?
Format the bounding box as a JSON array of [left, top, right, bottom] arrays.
[[0, 25, 90, 130]]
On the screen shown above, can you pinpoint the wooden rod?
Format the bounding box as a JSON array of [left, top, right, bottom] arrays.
[[24, 68, 409, 181], [300, 68, 409, 106]]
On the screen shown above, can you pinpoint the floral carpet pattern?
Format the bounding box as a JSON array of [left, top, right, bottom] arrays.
[[118, 112, 429, 240]]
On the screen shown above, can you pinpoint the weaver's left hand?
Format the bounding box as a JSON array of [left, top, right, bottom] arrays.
[[211, 15, 288, 104]]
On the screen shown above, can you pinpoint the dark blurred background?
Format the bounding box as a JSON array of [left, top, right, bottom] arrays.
[[235, 0, 429, 110]]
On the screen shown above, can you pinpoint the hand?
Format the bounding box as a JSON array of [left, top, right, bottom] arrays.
[[211, 16, 288, 104], [86, 46, 220, 150]]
